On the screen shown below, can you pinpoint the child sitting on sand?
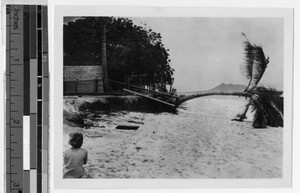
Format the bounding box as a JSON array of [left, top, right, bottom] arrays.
[[63, 132, 88, 178]]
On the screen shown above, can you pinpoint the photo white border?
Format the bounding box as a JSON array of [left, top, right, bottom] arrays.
[[51, 5, 293, 190], [0, 1, 297, 193]]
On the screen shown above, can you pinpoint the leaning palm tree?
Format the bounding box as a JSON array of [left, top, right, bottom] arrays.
[[175, 33, 283, 128], [231, 33, 283, 128], [231, 33, 269, 122]]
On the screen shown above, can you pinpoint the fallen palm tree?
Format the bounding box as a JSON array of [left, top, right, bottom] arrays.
[[174, 91, 251, 107], [173, 33, 283, 128], [122, 33, 283, 128]]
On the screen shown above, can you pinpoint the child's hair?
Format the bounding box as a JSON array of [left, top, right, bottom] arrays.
[[68, 133, 83, 149]]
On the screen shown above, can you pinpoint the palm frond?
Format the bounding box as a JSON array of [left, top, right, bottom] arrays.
[[241, 33, 255, 80], [248, 46, 269, 91], [241, 33, 269, 92], [250, 96, 267, 128], [250, 86, 283, 128]]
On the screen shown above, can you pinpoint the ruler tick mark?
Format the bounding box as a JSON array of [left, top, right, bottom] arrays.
[[11, 126, 22, 128], [11, 188, 23, 191], [11, 157, 21, 159]]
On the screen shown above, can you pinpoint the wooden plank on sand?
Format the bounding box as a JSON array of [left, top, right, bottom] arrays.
[[123, 89, 175, 107]]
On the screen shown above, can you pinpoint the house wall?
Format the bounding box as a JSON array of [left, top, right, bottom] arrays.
[[63, 65, 104, 94]]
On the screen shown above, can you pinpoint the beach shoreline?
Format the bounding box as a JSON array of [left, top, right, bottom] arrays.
[[63, 96, 283, 179]]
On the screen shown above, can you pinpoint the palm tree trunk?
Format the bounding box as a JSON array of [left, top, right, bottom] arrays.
[[231, 99, 251, 121], [101, 21, 112, 92], [175, 91, 251, 108]]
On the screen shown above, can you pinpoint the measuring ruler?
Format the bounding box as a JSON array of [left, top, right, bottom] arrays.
[[5, 4, 48, 193], [6, 4, 24, 193]]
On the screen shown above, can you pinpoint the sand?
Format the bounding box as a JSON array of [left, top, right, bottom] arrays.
[[63, 96, 283, 179]]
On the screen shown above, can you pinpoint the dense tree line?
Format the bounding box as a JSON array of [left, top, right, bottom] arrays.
[[64, 17, 174, 93]]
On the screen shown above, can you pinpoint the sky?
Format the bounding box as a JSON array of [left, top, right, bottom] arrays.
[[129, 17, 284, 92]]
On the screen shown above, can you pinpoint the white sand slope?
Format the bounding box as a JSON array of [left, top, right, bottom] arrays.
[[63, 96, 282, 178]]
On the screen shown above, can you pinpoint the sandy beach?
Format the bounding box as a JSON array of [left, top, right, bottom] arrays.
[[63, 96, 283, 179]]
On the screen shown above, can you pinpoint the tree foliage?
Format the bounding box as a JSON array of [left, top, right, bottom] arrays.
[[249, 86, 283, 128], [64, 17, 174, 92], [238, 33, 283, 128], [241, 33, 269, 92]]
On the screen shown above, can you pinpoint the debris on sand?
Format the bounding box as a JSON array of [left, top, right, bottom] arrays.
[[64, 96, 283, 179], [127, 120, 144, 124], [115, 125, 139, 130]]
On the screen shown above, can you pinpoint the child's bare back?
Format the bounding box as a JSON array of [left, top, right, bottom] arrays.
[[63, 133, 88, 178]]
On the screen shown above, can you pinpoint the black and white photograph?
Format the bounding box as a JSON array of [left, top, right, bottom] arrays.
[[0, 1, 299, 193], [51, 5, 293, 189], [62, 16, 285, 178]]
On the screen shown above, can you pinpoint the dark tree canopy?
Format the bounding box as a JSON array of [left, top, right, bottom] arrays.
[[64, 17, 174, 92]]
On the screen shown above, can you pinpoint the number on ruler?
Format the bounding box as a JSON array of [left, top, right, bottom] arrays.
[[13, 183, 20, 187], [42, 55, 47, 62], [12, 119, 20, 124]]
